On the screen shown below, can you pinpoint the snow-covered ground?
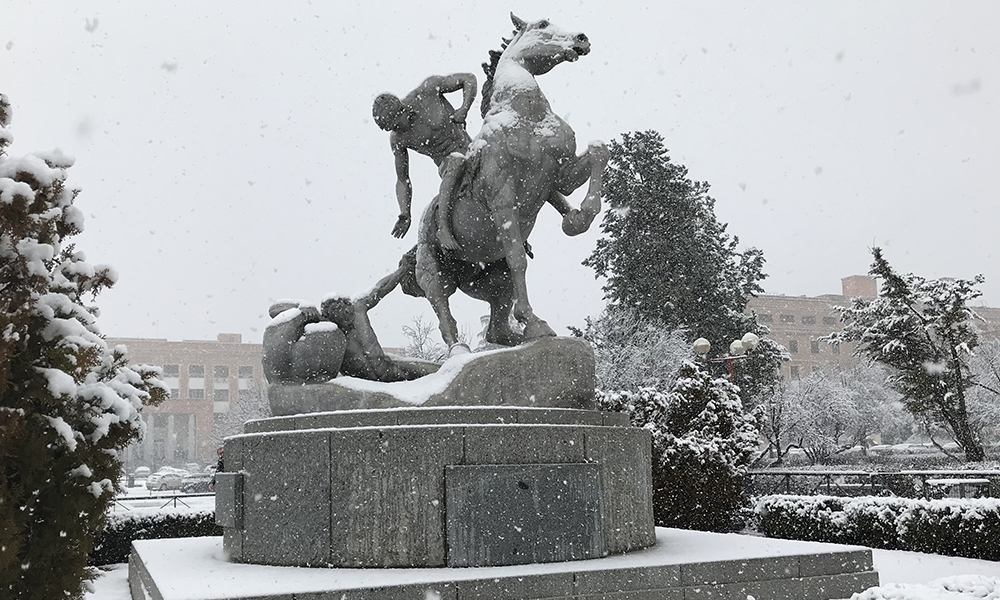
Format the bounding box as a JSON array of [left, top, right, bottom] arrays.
[[85, 540, 999, 600]]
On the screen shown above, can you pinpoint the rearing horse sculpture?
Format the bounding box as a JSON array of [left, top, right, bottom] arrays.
[[415, 13, 608, 353]]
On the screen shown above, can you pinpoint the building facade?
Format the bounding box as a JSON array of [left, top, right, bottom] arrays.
[[108, 333, 264, 472], [747, 276, 1000, 380]]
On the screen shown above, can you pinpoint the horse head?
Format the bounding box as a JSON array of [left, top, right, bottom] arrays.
[[504, 13, 590, 76]]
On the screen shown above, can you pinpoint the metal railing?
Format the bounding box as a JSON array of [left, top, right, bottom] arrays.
[[747, 469, 1000, 499]]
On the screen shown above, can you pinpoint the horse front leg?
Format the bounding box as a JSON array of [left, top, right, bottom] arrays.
[[551, 141, 610, 235], [492, 198, 555, 341], [555, 140, 609, 195]]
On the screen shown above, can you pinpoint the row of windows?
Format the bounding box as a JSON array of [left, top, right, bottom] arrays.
[[162, 365, 255, 379], [787, 339, 841, 355], [168, 388, 257, 401], [758, 314, 838, 326]]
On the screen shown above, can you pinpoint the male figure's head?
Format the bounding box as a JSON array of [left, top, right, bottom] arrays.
[[372, 93, 410, 131], [321, 296, 355, 331]]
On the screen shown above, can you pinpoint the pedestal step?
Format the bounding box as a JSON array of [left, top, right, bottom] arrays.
[[129, 529, 880, 600]]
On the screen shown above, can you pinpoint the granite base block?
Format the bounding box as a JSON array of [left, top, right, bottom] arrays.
[[221, 408, 654, 568], [129, 529, 880, 600], [445, 463, 604, 566]]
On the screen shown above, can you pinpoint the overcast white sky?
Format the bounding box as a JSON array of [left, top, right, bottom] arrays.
[[3, 1, 998, 347]]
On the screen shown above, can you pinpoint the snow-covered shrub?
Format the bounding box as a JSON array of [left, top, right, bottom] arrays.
[[599, 360, 760, 532], [91, 508, 219, 566], [0, 94, 167, 598], [755, 494, 1000, 561]]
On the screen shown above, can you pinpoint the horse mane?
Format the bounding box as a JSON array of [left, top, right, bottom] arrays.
[[480, 29, 517, 118]]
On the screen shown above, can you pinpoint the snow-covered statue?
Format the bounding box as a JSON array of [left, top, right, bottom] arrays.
[[411, 13, 608, 354], [261, 14, 604, 411]]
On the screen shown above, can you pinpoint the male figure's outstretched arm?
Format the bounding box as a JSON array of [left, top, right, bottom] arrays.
[[358, 252, 415, 311], [390, 137, 412, 238]]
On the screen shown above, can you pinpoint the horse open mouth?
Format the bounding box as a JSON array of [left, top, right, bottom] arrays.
[[565, 45, 589, 62]]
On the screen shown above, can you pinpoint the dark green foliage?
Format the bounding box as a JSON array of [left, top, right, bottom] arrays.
[[0, 96, 166, 599], [599, 361, 760, 532], [584, 130, 781, 405], [756, 494, 1000, 561], [91, 512, 221, 566], [829, 247, 987, 461]]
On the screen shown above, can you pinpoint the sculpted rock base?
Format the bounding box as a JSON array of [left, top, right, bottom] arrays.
[[268, 336, 595, 416]]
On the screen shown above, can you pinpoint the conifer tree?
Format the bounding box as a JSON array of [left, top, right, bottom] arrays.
[[598, 360, 759, 531], [0, 93, 167, 599], [584, 130, 781, 405], [829, 247, 986, 461]]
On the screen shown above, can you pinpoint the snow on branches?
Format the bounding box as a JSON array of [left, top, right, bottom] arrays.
[[598, 360, 760, 531], [827, 247, 987, 462], [0, 95, 166, 598]]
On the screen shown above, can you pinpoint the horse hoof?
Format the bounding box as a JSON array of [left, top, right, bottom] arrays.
[[486, 329, 525, 347], [523, 320, 556, 340], [448, 342, 471, 357]]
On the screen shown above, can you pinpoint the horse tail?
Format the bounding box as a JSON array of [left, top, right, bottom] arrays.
[[480, 33, 513, 118]]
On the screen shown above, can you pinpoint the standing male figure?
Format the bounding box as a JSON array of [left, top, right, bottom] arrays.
[[373, 73, 477, 249]]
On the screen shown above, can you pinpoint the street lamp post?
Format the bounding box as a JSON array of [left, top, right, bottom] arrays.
[[693, 332, 760, 382]]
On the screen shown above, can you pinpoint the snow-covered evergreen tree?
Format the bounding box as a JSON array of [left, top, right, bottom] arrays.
[[0, 94, 167, 599], [583, 130, 782, 405], [828, 247, 987, 461], [598, 360, 759, 531]]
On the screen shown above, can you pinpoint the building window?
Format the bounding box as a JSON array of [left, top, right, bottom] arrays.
[[213, 365, 230, 400], [759, 314, 773, 324], [780, 315, 795, 324], [188, 365, 205, 399], [790, 365, 800, 379], [789, 340, 799, 353], [238, 366, 254, 379], [802, 316, 816, 325], [823, 316, 838, 326], [163, 364, 180, 399], [811, 340, 820, 354]]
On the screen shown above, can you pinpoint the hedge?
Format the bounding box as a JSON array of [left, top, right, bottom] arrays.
[[754, 494, 1000, 561], [91, 508, 221, 565]]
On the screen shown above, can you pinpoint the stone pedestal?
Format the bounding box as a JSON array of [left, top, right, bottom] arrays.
[[215, 406, 655, 568]]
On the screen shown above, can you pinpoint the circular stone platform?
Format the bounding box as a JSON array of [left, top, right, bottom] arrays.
[[215, 406, 655, 568]]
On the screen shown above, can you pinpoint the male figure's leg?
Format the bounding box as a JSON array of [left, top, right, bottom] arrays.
[[436, 153, 466, 250]]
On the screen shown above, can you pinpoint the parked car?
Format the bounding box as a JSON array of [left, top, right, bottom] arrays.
[[146, 467, 188, 491], [184, 462, 201, 474], [133, 466, 151, 479], [180, 472, 214, 493]]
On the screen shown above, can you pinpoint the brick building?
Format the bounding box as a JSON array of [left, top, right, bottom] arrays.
[[108, 333, 264, 472], [747, 276, 1000, 380]]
